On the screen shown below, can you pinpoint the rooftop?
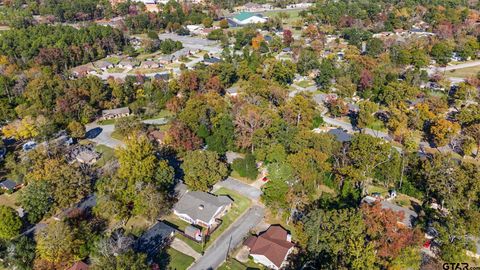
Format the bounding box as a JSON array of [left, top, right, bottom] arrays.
[[174, 191, 233, 223], [245, 225, 294, 268]]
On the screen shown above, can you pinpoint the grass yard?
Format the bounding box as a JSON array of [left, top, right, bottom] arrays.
[[0, 190, 22, 210], [446, 65, 480, 78], [110, 130, 124, 141], [125, 215, 153, 237], [230, 171, 255, 184], [218, 258, 264, 270], [176, 233, 204, 254], [295, 80, 314, 88], [167, 248, 195, 270], [106, 67, 125, 73], [163, 214, 195, 232], [143, 109, 174, 120], [104, 56, 122, 65], [95, 145, 115, 167], [366, 120, 386, 131], [262, 9, 300, 23], [207, 188, 252, 246], [98, 118, 116, 125], [128, 67, 166, 74]]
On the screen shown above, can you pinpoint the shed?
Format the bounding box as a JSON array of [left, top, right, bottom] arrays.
[[184, 225, 202, 241]]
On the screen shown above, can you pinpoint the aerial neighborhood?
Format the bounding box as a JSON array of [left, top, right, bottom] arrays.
[[0, 0, 479, 269]]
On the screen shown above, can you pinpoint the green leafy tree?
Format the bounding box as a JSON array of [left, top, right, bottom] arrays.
[[182, 150, 228, 191], [232, 154, 258, 180], [0, 206, 22, 239], [20, 181, 53, 223], [2, 236, 36, 270], [430, 42, 453, 66]]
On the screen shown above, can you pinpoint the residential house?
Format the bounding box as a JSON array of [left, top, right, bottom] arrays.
[[68, 146, 100, 165], [153, 72, 169, 80], [148, 130, 166, 145], [101, 107, 130, 119], [244, 225, 295, 270], [67, 261, 89, 270], [362, 196, 418, 227], [71, 65, 95, 78], [226, 85, 239, 97], [203, 57, 221, 65], [118, 58, 139, 69], [228, 12, 267, 27], [140, 60, 161, 69], [135, 222, 176, 259], [173, 190, 233, 229], [0, 179, 20, 193], [94, 60, 114, 71]]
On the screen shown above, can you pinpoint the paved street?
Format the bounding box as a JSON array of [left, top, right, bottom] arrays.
[[213, 177, 262, 200], [189, 205, 265, 270], [426, 60, 480, 75]]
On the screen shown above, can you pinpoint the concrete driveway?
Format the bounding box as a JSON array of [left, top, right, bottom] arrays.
[[189, 205, 265, 270], [213, 177, 262, 200], [85, 123, 124, 149]]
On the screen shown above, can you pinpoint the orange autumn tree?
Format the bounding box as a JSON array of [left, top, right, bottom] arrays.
[[251, 34, 264, 51]]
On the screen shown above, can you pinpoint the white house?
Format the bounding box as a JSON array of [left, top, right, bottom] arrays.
[[173, 191, 233, 229], [244, 225, 294, 270]]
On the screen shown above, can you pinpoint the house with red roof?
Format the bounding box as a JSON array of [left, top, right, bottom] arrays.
[[244, 225, 294, 269], [67, 261, 89, 270]]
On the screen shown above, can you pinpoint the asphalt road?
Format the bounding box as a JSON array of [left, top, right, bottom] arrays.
[[213, 177, 262, 200], [189, 205, 265, 270], [426, 60, 480, 75]]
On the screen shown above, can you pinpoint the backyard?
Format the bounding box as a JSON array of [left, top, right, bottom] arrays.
[[95, 145, 115, 167]]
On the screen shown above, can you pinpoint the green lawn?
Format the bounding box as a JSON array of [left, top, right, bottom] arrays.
[[176, 234, 204, 254], [143, 109, 174, 120], [128, 68, 166, 74], [98, 118, 116, 125], [95, 145, 115, 167], [208, 188, 252, 246], [366, 120, 386, 131], [110, 130, 124, 141], [106, 67, 125, 73], [167, 248, 195, 270], [163, 214, 196, 232], [218, 258, 264, 270], [104, 56, 122, 65], [295, 80, 314, 88], [262, 9, 300, 23], [446, 65, 480, 78], [230, 171, 255, 184]]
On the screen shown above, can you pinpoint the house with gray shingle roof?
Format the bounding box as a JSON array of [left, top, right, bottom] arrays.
[[173, 190, 233, 229], [0, 179, 19, 192], [362, 196, 418, 228]]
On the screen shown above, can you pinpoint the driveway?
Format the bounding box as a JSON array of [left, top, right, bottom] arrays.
[[85, 123, 124, 149], [171, 238, 202, 260], [213, 177, 262, 200], [85, 118, 168, 149], [189, 205, 265, 270]]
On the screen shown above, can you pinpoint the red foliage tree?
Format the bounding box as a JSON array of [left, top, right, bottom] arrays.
[[283, 29, 294, 46], [359, 69, 373, 90], [361, 202, 422, 259], [167, 121, 202, 152]]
